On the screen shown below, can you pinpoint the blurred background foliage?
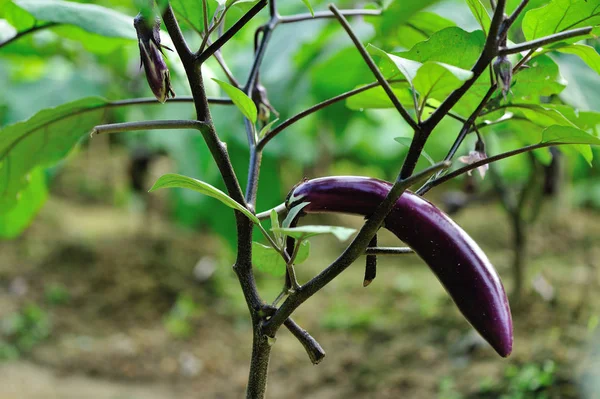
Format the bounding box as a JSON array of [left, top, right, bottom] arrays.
[[1, 0, 600, 398]]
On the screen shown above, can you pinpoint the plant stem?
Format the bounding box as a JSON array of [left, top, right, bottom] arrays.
[[499, 27, 593, 55], [329, 5, 419, 132], [256, 203, 286, 219], [279, 9, 381, 24], [365, 247, 414, 255], [247, 332, 272, 399], [283, 318, 325, 364], [0, 22, 58, 49], [258, 80, 404, 150], [90, 120, 205, 136], [504, 0, 529, 30], [198, 0, 268, 63]]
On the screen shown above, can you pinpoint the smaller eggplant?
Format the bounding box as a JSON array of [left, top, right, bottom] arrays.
[[134, 13, 175, 103], [286, 176, 513, 357]]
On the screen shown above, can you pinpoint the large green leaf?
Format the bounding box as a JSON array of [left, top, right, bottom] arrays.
[[149, 173, 260, 224], [0, 97, 108, 210], [466, 0, 491, 35], [345, 83, 413, 110], [413, 61, 473, 103], [510, 55, 566, 99], [522, 0, 600, 41], [557, 44, 600, 75], [13, 0, 136, 39], [252, 240, 310, 277], [0, 166, 46, 238], [392, 12, 456, 49], [170, 0, 218, 33], [541, 125, 600, 164], [0, 0, 35, 31], [379, 0, 446, 36], [368, 44, 421, 84]]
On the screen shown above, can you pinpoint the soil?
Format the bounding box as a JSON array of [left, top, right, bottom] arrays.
[[1, 154, 600, 399]]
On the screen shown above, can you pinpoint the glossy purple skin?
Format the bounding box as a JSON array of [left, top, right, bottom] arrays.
[[287, 176, 513, 357]]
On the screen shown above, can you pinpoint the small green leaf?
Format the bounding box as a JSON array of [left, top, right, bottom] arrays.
[[270, 208, 282, 245], [212, 79, 258, 124], [273, 225, 357, 241], [466, 0, 491, 35], [294, 240, 311, 264], [301, 0, 314, 17], [252, 242, 286, 276], [150, 173, 260, 224], [557, 44, 600, 75], [258, 118, 279, 139], [14, 0, 136, 39], [282, 201, 310, 228]]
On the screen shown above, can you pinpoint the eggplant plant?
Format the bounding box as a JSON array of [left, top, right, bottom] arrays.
[[2, 0, 600, 397]]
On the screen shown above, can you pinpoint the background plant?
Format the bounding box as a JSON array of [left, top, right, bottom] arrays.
[[1, 0, 600, 398]]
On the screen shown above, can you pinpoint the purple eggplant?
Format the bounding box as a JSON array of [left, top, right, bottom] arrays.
[[286, 176, 513, 357]]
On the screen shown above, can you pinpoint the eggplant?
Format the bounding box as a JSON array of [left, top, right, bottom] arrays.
[[286, 176, 513, 357]]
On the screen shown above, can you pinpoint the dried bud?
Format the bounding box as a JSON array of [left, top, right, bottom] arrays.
[[134, 13, 175, 103], [252, 82, 278, 123], [493, 55, 512, 100], [459, 139, 488, 178]]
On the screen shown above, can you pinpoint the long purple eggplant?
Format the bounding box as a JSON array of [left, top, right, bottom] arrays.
[[286, 176, 513, 357]]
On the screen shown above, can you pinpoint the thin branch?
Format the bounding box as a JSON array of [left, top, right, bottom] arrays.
[[107, 96, 232, 107], [258, 80, 404, 150], [504, 0, 529, 30], [499, 27, 593, 55], [329, 5, 419, 132], [279, 9, 381, 24], [365, 247, 414, 256], [262, 161, 451, 335], [269, 0, 278, 18], [198, 0, 268, 63], [422, 142, 575, 192], [90, 120, 206, 136], [256, 203, 286, 220], [0, 22, 58, 49], [201, 0, 210, 51]]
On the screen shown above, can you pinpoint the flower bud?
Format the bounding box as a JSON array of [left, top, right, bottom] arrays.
[[134, 13, 175, 103], [458, 139, 488, 178], [493, 55, 512, 100]]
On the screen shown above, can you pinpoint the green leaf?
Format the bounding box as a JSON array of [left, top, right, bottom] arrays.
[[388, 12, 456, 49], [510, 55, 566, 99], [522, 0, 600, 41], [541, 125, 600, 165], [252, 240, 310, 276], [368, 44, 422, 85], [0, 97, 108, 211], [466, 0, 491, 35], [0, 0, 35, 30], [413, 61, 473, 103], [170, 0, 218, 33], [301, 0, 314, 17], [294, 240, 310, 264], [345, 83, 414, 110], [272, 225, 357, 241], [212, 79, 257, 124], [0, 167, 47, 238], [557, 44, 600, 75], [379, 0, 446, 36], [252, 242, 286, 276], [270, 208, 282, 245], [150, 173, 260, 224], [13, 0, 136, 40], [282, 201, 309, 228], [258, 118, 279, 139]]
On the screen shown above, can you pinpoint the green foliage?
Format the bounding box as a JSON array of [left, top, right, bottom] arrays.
[[14, 0, 136, 39], [0, 304, 51, 358], [522, 0, 600, 41], [150, 173, 260, 224], [252, 240, 309, 276], [272, 225, 356, 241], [213, 78, 258, 124], [465, 0, 490, 35], [163, 294, 203, 339]]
